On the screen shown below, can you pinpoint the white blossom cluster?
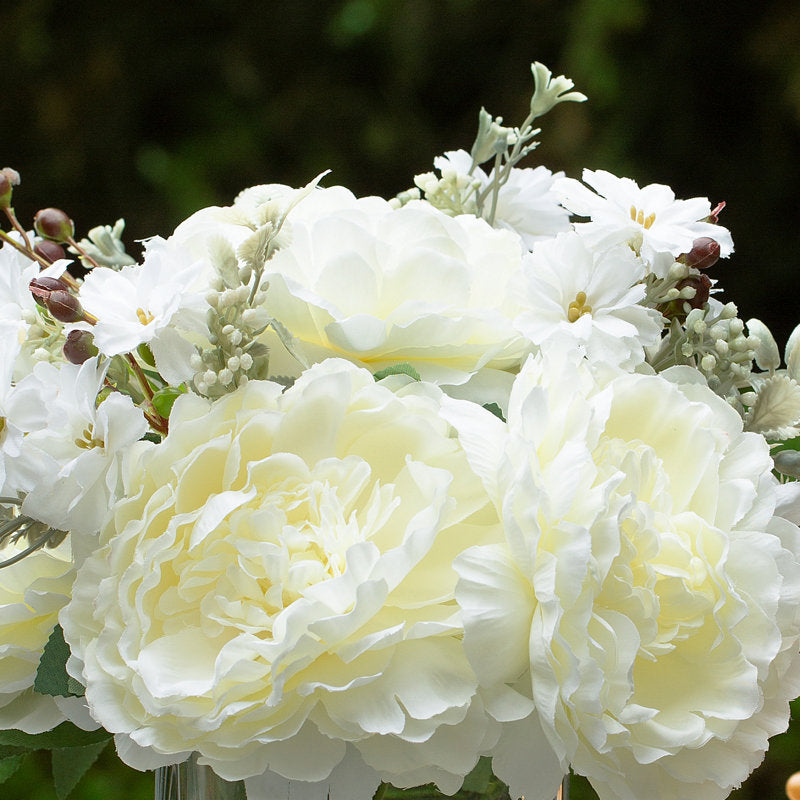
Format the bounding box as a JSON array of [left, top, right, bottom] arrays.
[[0, 62, 799, 800]]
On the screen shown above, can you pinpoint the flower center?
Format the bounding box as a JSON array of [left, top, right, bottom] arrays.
[[136, 307, 154, 325], [629, 205, 656, 229], [74, 425, 105, 450], [567, 291, 592, 322]]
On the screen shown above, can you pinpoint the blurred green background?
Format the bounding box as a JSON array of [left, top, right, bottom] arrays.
[[3, 0, 800, 798]]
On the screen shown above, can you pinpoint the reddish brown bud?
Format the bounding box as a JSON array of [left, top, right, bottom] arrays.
[[684, 237, 720, 270], [63, 330, 98, 364], [29, 276, 70, 307], [676, 273, 712, 310], [34, 240, 67, 264], [33, 207, 75, 243], [0, 168, 20, 209], [29, 276, 84, 321]]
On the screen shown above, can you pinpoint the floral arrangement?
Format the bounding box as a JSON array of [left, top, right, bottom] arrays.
[[1, 62, 800, 800]]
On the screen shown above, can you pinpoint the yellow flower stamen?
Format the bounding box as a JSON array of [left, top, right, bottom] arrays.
[[567, 291, 592, 322], [136, 308, 154, 325], [75, 425, 105, 450], [629, 205, 656, 229]]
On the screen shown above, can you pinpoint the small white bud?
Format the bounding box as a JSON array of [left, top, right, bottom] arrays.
[[203, 369, 218, 386], [701, 354, 717, 372], [218, 368, 234, 385], [240, 353, 254, 370], [227, 356, 240, 372]]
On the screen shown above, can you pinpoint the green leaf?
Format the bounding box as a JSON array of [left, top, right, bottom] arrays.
[[52, 740, 108, 800], [373, 363, 421, 382], [34, 625, 84, 698], [137, 342, 156, 367], [152, 384, 186, 418], [461, 757, 493, 794], [482, 402, 505, 421], [0, 754, 25, 783], [0, 723, 111, 750]]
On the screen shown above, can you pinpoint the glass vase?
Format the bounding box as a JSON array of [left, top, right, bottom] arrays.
[[155, 754, 247, 800]]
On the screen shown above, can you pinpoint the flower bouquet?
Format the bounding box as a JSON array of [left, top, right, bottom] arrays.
[[1, 62, 800, 800]]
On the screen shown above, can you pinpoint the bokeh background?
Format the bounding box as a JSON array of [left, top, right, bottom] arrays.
[[3, 0, 800, 798]]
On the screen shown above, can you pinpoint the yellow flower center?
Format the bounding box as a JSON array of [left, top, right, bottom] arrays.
[[136, 308, 155, 325], [75, 425, 105, 450], [567, 291, 592, 322], [630, 205, 656, 229]]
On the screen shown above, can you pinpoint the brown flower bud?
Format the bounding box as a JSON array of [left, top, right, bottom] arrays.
[[684, 237, 720, 270], [33, 207, 75, 243], [29, 276, 70, 307], [63, 330, 98, 364], [29, 276, 84, 322], [34, 240, 67, 264], [676, 273, 712, 310]]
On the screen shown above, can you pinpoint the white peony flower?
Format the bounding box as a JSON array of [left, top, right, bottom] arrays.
[[0, 536, 76, 733], [555, 169, 734, 267], [7, 357, 148, 548], [175, 185, 529, 389], [514, 231, 663, 370], [445, 349, 800, 800], [60, 360, 502, 795]]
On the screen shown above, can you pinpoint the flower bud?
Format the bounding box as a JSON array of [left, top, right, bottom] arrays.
[[683, 237, 720, 270], [29, 276, 84, 322], [63, 330, 98, 364], [0, 168, 20, 210], [29, 276, 70, 307], [676, 273, 712, 310], [34, 240, 67, 264], [33, 207, 75, 243]]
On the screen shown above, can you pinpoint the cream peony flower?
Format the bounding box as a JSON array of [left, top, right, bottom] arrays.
[[445, 349, 800, 800], [174, 185, 529, 389], [60, 359, 502, 796], [0, 536, 78, 733]]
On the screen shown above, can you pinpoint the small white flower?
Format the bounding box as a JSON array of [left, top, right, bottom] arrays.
[[73, 237, 209, 383], [555, 169, 734, 267], [8, 358, 147, 548], [514, 231, 663, 369]]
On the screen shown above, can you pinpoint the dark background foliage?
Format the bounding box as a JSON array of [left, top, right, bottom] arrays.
[[3, 0, 800, 797]]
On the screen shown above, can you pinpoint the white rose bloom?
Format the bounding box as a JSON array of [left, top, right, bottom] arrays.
[[514, 232, 663, 370], [0, 536, 76, 733], [445, 349, 800, 800], [555, 169, 734, 267], [60, 360, 502, 795], [7, 357, 148, 549]]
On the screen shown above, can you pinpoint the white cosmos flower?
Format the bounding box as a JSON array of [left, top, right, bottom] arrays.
[[555, 169, 734, 266], [514, 231, 663, 369], [60, 360, 502, 795], [7, 357, 147, 549], [72, 237, 210, 384], [445, 348, 800, 800]]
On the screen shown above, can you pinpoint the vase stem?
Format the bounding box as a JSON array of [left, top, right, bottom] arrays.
[[155, 754, 247, 800]]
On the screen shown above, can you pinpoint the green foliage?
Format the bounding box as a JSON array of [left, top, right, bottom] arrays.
[[152, 384, 187, 418], [52, 742, 109, 800], [35, 625, 85, 698], [373, 363, 422, 382]]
